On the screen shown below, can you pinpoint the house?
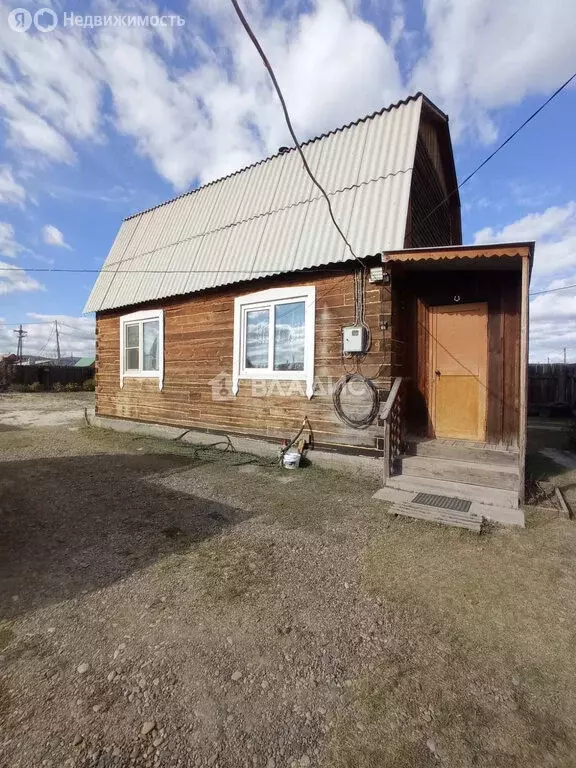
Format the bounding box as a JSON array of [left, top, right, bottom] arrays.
[[85, 93, 532, 526], [75, 357, 96, 368]]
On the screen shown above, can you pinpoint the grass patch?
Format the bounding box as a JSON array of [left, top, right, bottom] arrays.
[[0, 621, 14, 651], [526, 450, 566, 484], [156, 553, 190, 573], [194, 537, 278, 603], [328, 515, 576, 767]]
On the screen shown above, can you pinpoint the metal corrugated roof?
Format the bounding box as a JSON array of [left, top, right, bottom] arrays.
[[85, 94, 425, 313]]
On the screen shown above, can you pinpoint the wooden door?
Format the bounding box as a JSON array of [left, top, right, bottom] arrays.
[[429, 303, 488, 441]]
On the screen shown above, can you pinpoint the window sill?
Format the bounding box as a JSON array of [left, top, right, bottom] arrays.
[[235, 370, 313, 399], [239, 370, 307, 381], [123, 371, 161, 378], [121, 371, 163, 390]]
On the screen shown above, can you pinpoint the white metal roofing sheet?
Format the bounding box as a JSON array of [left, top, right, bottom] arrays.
[[85, 94, 424, 313]]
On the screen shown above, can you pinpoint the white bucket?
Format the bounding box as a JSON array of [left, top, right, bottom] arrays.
[[282, 450, 301, 469]]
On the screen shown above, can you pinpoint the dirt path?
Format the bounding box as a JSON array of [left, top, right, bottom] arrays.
[[2, 399, 576, 767], [0, 392, 94, 429]]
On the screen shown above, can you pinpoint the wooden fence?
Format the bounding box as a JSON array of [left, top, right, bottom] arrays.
[[1, 362, 94, 390], [528, 363, 576, 409]]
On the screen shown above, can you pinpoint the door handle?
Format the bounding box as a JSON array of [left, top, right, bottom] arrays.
[[435, 370, 441, 377]]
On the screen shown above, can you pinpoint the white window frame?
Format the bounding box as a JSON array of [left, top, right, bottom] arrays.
[[119, 309, 164, 390], [232, 286, 315, 399]]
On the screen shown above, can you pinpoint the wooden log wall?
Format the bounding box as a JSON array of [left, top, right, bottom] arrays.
[[96, 268, 391, 454], [407, 136, 453, 249], [404, 111, 461, 250]]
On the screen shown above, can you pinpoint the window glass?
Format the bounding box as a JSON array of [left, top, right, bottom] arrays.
[[245, 309, 269, 369], [274, 301, 305, 371], [143, 320, 159, 371], [125, 324, 139, 370], [126, 348, 139, 370], [126, 324, 139, 348]]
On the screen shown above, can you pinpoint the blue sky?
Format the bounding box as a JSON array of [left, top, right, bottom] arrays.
[[0, 0, 575, 361]]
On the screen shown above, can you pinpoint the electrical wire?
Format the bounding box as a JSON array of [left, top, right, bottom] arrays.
[[0, 69, 571, 287], [3, 275, 570, 322], [35, 322, 55, 357], [421, 70, 576, 225], [0, 72, 572, 283], [128, 425, 314, 470], [229, 0, 365, 273], [529, 282, 576, 297], [332, 373, 380, 429], [4, 42, 573, 400], [277, 416, 313, 465]]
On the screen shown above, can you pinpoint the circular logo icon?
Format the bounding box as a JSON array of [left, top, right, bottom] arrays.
[[34, 7, 58, 32], [8, 8, 32, 32]]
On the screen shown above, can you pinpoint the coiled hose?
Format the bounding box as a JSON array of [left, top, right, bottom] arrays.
[[332, 373, 379, 429]]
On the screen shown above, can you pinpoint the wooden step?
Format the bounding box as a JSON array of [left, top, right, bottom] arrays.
[[405, 439, 518, 467], [387, 474, 519, 509], [400, 455, 519, 491], [388, 501, 482, 532], [373, 486, 525, 527]]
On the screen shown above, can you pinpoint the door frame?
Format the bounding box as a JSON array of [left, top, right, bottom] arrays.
[[427, 302, 488, 441]]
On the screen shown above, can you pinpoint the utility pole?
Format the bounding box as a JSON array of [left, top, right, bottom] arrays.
[[13, 324, 27, 364], [563, 347, 567, 364], [55, 320, 61, 364]]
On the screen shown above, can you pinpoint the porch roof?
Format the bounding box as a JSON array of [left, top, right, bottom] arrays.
[[382, 242, 534, 272]]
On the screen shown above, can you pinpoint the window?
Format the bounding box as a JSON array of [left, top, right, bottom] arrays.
[[119, 309, 164, 390], [233, 286, 315, 399]]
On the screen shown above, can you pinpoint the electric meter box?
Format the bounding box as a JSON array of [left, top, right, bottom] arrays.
[[342, 325, 366, 354]]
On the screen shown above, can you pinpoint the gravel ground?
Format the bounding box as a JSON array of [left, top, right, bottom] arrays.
[[0, 391, 94, 429], [2, 395, 576, 768]]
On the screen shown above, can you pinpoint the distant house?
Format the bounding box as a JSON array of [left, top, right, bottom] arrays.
[[75, 357, 95, 368], [85, 93, 532, 525]]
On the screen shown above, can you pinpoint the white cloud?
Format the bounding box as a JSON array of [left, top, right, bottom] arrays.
[[0, 0, 574, 189], [0, 9, 102, 162], [42, 224, 71, 249], [96, 0, 402, 187], [474, 203, 576, 361], [0, 90, 75, 164], [475, 202, 576, 280], [529, 279, 576, 362], [0, 313, 94, 357], [411, 0, 576, 141], [0, 222, 22, 258], [0, 260, 43, 296], [0, 165, 25, 206]]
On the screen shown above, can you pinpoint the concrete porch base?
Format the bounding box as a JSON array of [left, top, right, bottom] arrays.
[[88, 414, 384, 481], [373, 486, 525, 527]]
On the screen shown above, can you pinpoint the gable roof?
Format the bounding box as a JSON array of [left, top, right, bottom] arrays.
[[85, 93, 433, 313]]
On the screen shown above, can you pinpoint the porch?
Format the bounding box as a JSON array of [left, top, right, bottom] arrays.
[[377, 243, 533, 529]]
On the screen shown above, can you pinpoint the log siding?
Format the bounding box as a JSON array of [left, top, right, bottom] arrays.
[[96, 268, 391, 453]]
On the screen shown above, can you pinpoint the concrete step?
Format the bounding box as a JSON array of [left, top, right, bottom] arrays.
[[387, 473, 519, 509], [388, 500, 482, 532], [373, 486, 525, 527], [405, 439, 518, 467], [399, 454, 519, 491]]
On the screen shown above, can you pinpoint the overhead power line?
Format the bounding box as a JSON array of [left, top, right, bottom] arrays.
[[229, 0, 364, 271], [528, 282, 576, 296], [36, 322, 55, 357], [0, 59, 572, 291], [422, 70, 576, 224], [0, 269, 574, 298], [0, 72, 571, 284]]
